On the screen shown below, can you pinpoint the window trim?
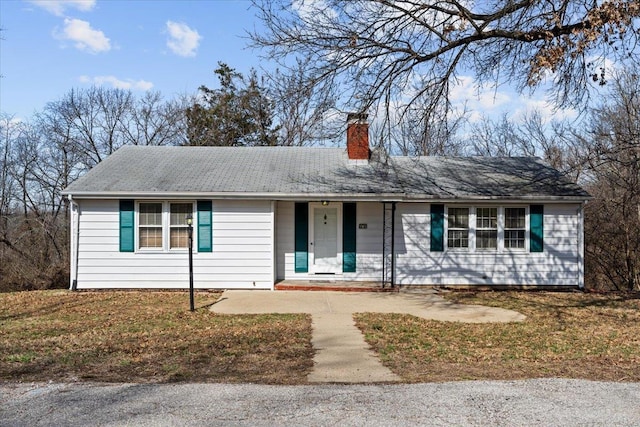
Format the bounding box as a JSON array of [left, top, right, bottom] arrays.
[[445, 206, 470, 250], [503, 206, 528, 251], [443, 205, 530, 252], [475, 206, 498, 251], [137, 201, 164, 251], [135, 201, 196, 253], [169, 202, 193, 250]]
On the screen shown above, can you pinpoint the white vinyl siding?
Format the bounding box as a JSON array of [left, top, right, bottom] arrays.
[[75, 199, 274, 289], [395, 203, 582, 287], [74, 199, 583, 289]]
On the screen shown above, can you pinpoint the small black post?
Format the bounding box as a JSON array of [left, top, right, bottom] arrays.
[[187, 214, 194, 311]]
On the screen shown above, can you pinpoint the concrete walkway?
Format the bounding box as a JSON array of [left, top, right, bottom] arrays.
[[211, 290, 525, 383]]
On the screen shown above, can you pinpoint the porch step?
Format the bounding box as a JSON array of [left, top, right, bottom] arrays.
[[274, 282, 399, 292]]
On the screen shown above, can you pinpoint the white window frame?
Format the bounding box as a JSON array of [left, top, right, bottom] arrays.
[[169, 202, 194, 250], [475, 206, 498, 251], [137, 201, 164, 251], [445, 206, 470, 250], [444, 205, 530, 252], [503, 205, 529, 252], [136, 201, 196, 253]]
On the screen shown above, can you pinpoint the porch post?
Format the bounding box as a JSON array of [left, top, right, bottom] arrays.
[[391, 202, 396, 288]]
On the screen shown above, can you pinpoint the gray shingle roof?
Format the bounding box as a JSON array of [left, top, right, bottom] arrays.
[[62, 146, 590, 201]]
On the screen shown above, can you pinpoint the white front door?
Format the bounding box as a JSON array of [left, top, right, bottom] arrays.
[[309, 203, 342, 273]]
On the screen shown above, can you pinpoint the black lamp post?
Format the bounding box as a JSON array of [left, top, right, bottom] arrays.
[[186, 213, 194, 312]]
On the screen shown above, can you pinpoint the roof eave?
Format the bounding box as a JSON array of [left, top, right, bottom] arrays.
[[62, 190, 591, 202]]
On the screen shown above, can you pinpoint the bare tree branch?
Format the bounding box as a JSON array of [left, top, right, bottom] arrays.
[[251, 0, 640, 127]]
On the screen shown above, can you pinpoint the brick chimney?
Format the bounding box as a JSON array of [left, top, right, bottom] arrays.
[[347, 113, 369, 161]]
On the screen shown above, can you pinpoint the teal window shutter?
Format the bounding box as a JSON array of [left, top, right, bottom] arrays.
[[430, 204, 444, 252], [530, 204, 544, 252], [294, 203, 308, 272], [343, 203, 357, 272], [119, 200, 135, 252], [197, 201, 212, 252]]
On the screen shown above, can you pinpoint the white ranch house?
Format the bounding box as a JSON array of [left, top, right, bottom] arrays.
[[62, 116, 590, 290]]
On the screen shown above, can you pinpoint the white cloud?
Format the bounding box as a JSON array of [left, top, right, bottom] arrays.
[[28, 0, 96, 16], [79, 75, 153, 91], [165, 21, 201, 57], [511, 98, 578, 125], [449, 76, 513, 123], [56, 18, 110, 54]]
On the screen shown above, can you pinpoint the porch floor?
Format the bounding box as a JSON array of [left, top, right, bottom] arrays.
[[275, 280, 399, 292]]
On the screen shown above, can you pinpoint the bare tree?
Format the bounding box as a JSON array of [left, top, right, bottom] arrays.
[[470, 114, 533, 157], [267, 60, 340, 146], [41, 87, 134, 168], [0, 114, 20, 267], [0, 87, 187, 290], [377, 94, 467, 156], [120, 91, 188, 146], [581, 69, 640, 291], [251, 1, 639, 126], [0, 117, 69, 289]]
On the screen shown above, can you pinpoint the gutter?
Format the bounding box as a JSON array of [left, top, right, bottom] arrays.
[[60, 190, 591, 203]]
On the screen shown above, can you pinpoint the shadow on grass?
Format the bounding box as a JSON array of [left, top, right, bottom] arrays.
[[447, 289, 640, 309], [0, 293, 93, 322]]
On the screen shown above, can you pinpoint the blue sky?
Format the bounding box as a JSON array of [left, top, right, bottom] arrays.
[[1, 0, 263, 119], [1, 0, 581, 125]]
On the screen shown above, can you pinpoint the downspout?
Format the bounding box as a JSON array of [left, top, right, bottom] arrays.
[[68, 195, 80, 291]]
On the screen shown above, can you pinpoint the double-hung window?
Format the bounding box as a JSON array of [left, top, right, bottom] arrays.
[[170, 203, 191, 249], [504, 207, 526, 249], [137, 202, 194, 251], [447, 207, 469, 248], [139, 202, 163, 249], [476, 207, 497, 250]]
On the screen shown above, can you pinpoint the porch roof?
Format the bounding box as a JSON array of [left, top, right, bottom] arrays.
[[62, 146, 590, 201]]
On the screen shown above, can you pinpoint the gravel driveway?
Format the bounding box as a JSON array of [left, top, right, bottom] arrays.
[[2, 379, 639, 426]]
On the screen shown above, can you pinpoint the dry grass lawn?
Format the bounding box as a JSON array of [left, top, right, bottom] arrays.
[[355, 291, 640, 382], [0, 290, 313, 384], [3, 290, 640, 384]]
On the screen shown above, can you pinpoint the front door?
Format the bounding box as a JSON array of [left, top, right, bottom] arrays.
[[310, 203, 342, 273]]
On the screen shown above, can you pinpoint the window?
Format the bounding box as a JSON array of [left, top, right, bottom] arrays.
[[440, 205, 536, 252], [170, 203, 191, 249], [476, 207, 497, 250], [137, 202, 194, 251], [447, 208, 469, 248], [139, 202, 162, 249], [504, 207, 526, 249]]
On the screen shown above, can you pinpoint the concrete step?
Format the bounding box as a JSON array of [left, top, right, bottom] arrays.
[[275, 282, 399, 293]]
